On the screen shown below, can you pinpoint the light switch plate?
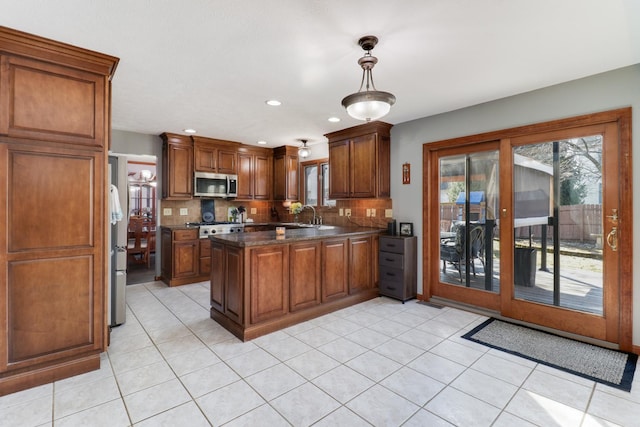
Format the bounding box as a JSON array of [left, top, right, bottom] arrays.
[[385, 209, 393, 218], [366, 209, 371, 217], [163, 208, 172, 216], [339, 208, 344, 216], [179, 208, 188, 216], [371, 209, 376, 217], [251, 208, 257, 214], [345, 209, 351, 217]]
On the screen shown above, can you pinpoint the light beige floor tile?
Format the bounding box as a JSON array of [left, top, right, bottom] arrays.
[[486, 347, 538, 368], [123, 378, 191, 424], [209, 338, 259, 360], [134, 401, 210, 427], [408, 352, 466, 384], [344, 310, 384, 327], [108, 345, 164, 375], [106, 331, 153, 356], [225, 348, 280, 377], [245, 363, 307, 401], [380, 366, 446, 406], [345, 327, 392, 348], [346, 350, 403, 382], [317, 337, 368, 363], [450, 367, 518, 408], [347, 384, 419, 426], [312, 365, 375, 403], [285, 349, 341, 380], [523, 369, 593, 411], [55, 398, 129, 427], [258, 335, 313, 361], [432, 308, 481, 329], [271, 382, 340, 426], [156, 334, 207, 359], [54, 376, 120, 420], [250, 330, 290, 346], [54, 357, 114, 393], [373, 338, 424, 364], [0, 383, 51, 409], [587, 389, 640, 426], [165, 346, 220, 376], [294, 326, 340, 348], [396, 328, 444, 351], [385, 311, 427, 328], [179, 361, 240, 398], [426, 386, 501, 427], [471, 352, 534, 386], [145, 323, 193, 344], [491, 411, 539, 427], [313, 406, 372, 427], [367, 319, 412, 337], [505, 389, 584, 427], [416, 318, 461, 338], [196, 380, 265, 425], [403, 409, 455, 427], [536, 363, 595, 388], [0, 393, 52, 427], [115, 360, 176, 396], [430, 338, 485, 366], [223, 403, 291, 427], [320, 318, 363, 336], [581, 413, 624, 427]]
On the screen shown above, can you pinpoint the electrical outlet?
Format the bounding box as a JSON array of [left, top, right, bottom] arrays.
[[366, 209, 371, 217], [179, 208, 188, 216], [339, 208, 344, 216], [345, 209, 351, 217], [385, 209, 393, 218], [163, 208, 172, 216], [371, 209, 376, 217], [251, 208, 257, 214]]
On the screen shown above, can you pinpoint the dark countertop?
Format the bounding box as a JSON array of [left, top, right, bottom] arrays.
[[209, 226, 384, 247]]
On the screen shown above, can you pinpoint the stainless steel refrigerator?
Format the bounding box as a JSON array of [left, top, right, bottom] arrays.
[[108, 156, 127, 327]]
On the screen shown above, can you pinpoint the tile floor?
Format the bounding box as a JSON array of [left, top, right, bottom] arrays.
[[2, 280, 640, 426]]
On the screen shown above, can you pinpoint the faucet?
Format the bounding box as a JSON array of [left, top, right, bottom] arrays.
[[303, 205, 316, 224]]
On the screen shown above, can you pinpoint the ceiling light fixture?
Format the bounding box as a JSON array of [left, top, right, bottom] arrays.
[[328, 117, 341, 123], [341, 35, 396, 122], [257, 140, 267, 145], [266, 99, 282, 106], [298, 139, 310, 158], [184, 128, 197, 134]]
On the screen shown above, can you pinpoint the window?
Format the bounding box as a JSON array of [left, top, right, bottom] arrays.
[[300, 159, 335, 207]]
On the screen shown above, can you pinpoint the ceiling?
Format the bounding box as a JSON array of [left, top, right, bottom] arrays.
[[2, 1, 639, 149]]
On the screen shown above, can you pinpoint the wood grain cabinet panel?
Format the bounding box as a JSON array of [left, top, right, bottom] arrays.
[[321, 238, 348, 302], [210, 242, 225, 313], [225, 246, 244, 324], [273, 145, 299, 201], [289, 242, 321, 312], [249, 246, 289, 324], [161, 133, 193, 200], [348, 236, 374, 294], [237, 146, 272, 200]]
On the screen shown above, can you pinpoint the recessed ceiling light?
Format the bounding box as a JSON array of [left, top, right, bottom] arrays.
[[328, 117, 341, 123], [183, 128, 197, 134], [257, 140, 267, 145], [265, 100, 281, 106]]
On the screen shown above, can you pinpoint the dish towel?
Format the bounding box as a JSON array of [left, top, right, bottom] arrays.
[[110, 184, 123, 224]]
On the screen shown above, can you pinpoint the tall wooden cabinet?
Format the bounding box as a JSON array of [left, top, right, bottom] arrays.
[[325, 121, 392, 199], [0, 27, 118, 396], [161, 133, 193, 200], [273, 145, 299, 201]]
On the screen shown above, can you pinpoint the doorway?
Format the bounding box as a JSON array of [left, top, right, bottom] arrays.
[[424, 109, 632, 350]]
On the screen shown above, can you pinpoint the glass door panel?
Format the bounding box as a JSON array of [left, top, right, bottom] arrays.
[[304, 164, 318, 205], [512, 136, 603, 315]]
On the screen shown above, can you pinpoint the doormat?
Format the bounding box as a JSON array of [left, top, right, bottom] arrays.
[[462, 318, 637, 391]]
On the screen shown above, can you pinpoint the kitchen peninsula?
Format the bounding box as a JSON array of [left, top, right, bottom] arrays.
[[209, 226, 383, 340]]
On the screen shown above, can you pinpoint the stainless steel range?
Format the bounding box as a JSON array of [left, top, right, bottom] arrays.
[[186, 222, 244, 238]]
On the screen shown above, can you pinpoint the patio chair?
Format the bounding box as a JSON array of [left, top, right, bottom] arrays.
[[440, 223, 485, 281]]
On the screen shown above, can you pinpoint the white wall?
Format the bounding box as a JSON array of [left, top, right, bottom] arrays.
[[389, 64, 640, 344]]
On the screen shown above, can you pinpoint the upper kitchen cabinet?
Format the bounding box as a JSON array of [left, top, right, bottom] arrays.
[[0, 26, 118, 396], [273, 145, 298, 201], [0, 28, 117, 147], [237, 145, 272, 200], [160, 132, 193, 200], [193, 136, 239, 174], [325, 121, 392, 199]]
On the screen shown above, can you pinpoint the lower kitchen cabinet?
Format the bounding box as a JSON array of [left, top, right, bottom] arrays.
[[378, 235, 417, 303], [160, 228, 209, 286]]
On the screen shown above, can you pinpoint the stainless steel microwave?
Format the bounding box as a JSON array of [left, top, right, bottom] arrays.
[[194, 172, 238, 198]]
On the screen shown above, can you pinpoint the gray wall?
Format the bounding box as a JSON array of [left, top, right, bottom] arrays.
[[389, 64, 640, 344]]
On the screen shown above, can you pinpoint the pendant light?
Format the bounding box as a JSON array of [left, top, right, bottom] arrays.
[[341, 35, 396, 122], [298, 139, 310, 158]]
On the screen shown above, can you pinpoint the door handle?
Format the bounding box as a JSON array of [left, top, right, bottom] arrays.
[[606, 227, 618, 252]]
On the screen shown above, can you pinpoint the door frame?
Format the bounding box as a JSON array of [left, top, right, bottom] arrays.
[[422, 108, 632, 351]]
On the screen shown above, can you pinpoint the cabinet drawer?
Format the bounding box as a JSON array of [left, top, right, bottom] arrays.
[[378, 251, 403, 268], [199, 239, 211, 257], [379, 279, 404, 299], [379, 237, 405, 254], [173, 229, 199, 241], [379, 265, 404, 285]]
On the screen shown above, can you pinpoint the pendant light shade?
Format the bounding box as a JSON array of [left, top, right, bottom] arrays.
[[341, 35, 395, 122], [298, 139, 310, 158]]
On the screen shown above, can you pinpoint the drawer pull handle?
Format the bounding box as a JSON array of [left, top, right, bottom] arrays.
[[385, 286, 396, 290], [385, 258, 394, 262], [385, 244, 396, 248], [386, 272, 396, 276]]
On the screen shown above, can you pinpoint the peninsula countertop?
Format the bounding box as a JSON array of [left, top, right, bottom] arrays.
[[208, 225, 385, 247]]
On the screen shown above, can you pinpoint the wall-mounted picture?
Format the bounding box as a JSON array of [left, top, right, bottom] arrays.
[[399, 222, 413, 236]]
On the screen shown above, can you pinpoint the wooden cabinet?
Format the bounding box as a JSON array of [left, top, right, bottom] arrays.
[[0, 27, 118, 396], [325, 121, 392, 199], [160, 228, 208, 286], [210, 242, 244, 325], [193, 136, 239, 174], [321, 238, 349, 302], [349, 236, 376, 294], [378, 236, 417, 303], [160, 133, 193, 200], [199, 239, 211, 276], [289, 242, 321, 312], [273, 145, 299, 201], [237, 146, 272, 200], [249, 246, 289, 324]]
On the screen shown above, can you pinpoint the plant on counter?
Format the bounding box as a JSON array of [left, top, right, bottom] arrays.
[[289, 202, 303, 214]]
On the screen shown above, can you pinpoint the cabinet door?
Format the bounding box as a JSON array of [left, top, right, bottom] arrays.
[[328, 139, 350, 199], [321, 238, 348, 302], [225, 246, 244, 324], [199, 239, 211, 276], [0, 55, 106, 147], [350, 134, 377, 198], [289, 242, 321, 312], [249, 246, 289, 324], [237, 153, 253, 199], [349, 236, 374, 294], [173, 241, 198, 278], [165, 143, 193, 199], [194, 145, 217, 172], [210, 242, 225, 313], [253, 155, 271, 200], [160, 229, 173, 279], [217, 149, 237, 174]]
